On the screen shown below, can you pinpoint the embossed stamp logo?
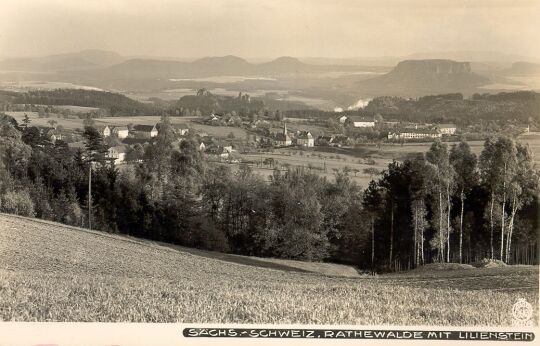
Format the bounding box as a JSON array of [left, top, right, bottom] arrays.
[[512, 298, 533, 327]]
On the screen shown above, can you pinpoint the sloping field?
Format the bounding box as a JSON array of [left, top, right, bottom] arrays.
[[5, 111, 85, 130], [0, 214, 537, 325]]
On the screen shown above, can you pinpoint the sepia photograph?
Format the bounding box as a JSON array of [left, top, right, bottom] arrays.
[[0, 0, 539, 344]]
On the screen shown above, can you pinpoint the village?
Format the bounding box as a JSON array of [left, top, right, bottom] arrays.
[[20, 110, 470, 167]]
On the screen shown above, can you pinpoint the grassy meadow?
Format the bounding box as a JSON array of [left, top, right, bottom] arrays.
[[0, 214, 537, 325], [5, 111, 86, 130]]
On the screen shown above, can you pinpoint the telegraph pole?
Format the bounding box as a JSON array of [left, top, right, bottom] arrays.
[[88, 164, 92, 230]]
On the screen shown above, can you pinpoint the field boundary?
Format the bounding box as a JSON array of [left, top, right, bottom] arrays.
[[0, 213, 361, 277]]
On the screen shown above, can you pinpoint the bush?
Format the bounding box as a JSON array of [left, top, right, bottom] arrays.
[[1, 189, 35, 217], [64, 202, 83, 227]]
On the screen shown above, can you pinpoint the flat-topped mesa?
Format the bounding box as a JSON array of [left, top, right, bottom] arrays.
[[393, 59, 472, 75]]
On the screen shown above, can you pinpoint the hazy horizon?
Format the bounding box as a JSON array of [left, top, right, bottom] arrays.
[[1, 0, 539, 61]]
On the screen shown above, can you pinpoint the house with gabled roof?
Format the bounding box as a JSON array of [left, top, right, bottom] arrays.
[[173, 123, 190, 135], [95, 125, 111, 137], [111, 126, 129, 139], [296, 131, 314, 147], [133, 124, 158, 138], [107, 145, 128, 165]]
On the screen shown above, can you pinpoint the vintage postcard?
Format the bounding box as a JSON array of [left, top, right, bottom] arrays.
[[0, 0, 538, 345]]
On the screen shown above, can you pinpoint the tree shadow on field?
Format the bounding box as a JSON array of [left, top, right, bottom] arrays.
[[159, 243, 313, 274]]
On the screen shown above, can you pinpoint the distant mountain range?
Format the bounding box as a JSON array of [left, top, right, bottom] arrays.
[[85, 55, 364, 79], [2, 49, 539, 78], [0, 49, 124, 71], [0, 50, 362, 77], [2, 49, 539, 102]]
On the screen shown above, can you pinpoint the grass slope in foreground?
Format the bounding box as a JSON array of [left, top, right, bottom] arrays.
[[0, 214, 537, 325]]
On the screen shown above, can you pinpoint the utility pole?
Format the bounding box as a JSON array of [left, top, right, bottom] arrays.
[[88, 164, 92, 230]]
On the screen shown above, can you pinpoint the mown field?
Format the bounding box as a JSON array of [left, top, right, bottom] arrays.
[[5, 111, 86, 130], [0, 214, 537, 325], [239, 149, 388, 187]]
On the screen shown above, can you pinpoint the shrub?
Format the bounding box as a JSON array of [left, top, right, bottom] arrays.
[[64, 202, 83, 227], [1, 189, 35, 217]]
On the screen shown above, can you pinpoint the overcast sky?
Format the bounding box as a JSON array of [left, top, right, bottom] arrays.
[[1, 0, 539, 59]]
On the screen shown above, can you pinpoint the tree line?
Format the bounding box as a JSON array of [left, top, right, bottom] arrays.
[[0, 89, 162, 116], [363, 91, 540, 127], [0, 113, 538, 270]]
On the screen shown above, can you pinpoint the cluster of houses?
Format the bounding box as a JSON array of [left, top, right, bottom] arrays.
[[337, 115, 458, 141], [99, 123, 244, 165], [65, 122, 191, 165], [269, 124, 315, 147], [34, 126, 63, 143]]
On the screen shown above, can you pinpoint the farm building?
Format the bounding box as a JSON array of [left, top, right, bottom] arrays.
[[198, 137, 215, 151], [206, 145, 234, 159], [37, 126, 61, 143], [379, 121, 400, 128], [297, 131, 314, 147], [107, 145, 127, 165], [132, 124, 158, 138], [96, 125, 111, 138], [388, 129, 442, 140], [111, 126, 129, 139], [348, 116, 375, 128], [338, 115, 348, 123], [435, 124, 457, 135], [173, 123, 190, 135]]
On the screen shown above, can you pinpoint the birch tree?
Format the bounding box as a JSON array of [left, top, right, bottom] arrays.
[[493, 137, 517, 261], [479, 137, 499, 259], [450, 140, 478, 263], [505, 143, 539, 263], [409, 155, 433, 267], [426, 140, 454, 262]]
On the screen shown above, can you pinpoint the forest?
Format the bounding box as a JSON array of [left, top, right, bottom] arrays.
[[0, 113, 538, 271], [0, 89, 162, 116], [363, 91, 540, 126]]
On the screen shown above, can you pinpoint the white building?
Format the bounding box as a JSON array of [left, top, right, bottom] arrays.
[[96, 125, 111, 138], [388, 129, 442, 140], [436, 124, 457, 135], [348, 116, 375, 128], [338, 115, 348, 124], [297, 131, 314, 147], [111, 126, 129, 139], [174, 123, 190, 136], [108, 146, 127, 165]]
